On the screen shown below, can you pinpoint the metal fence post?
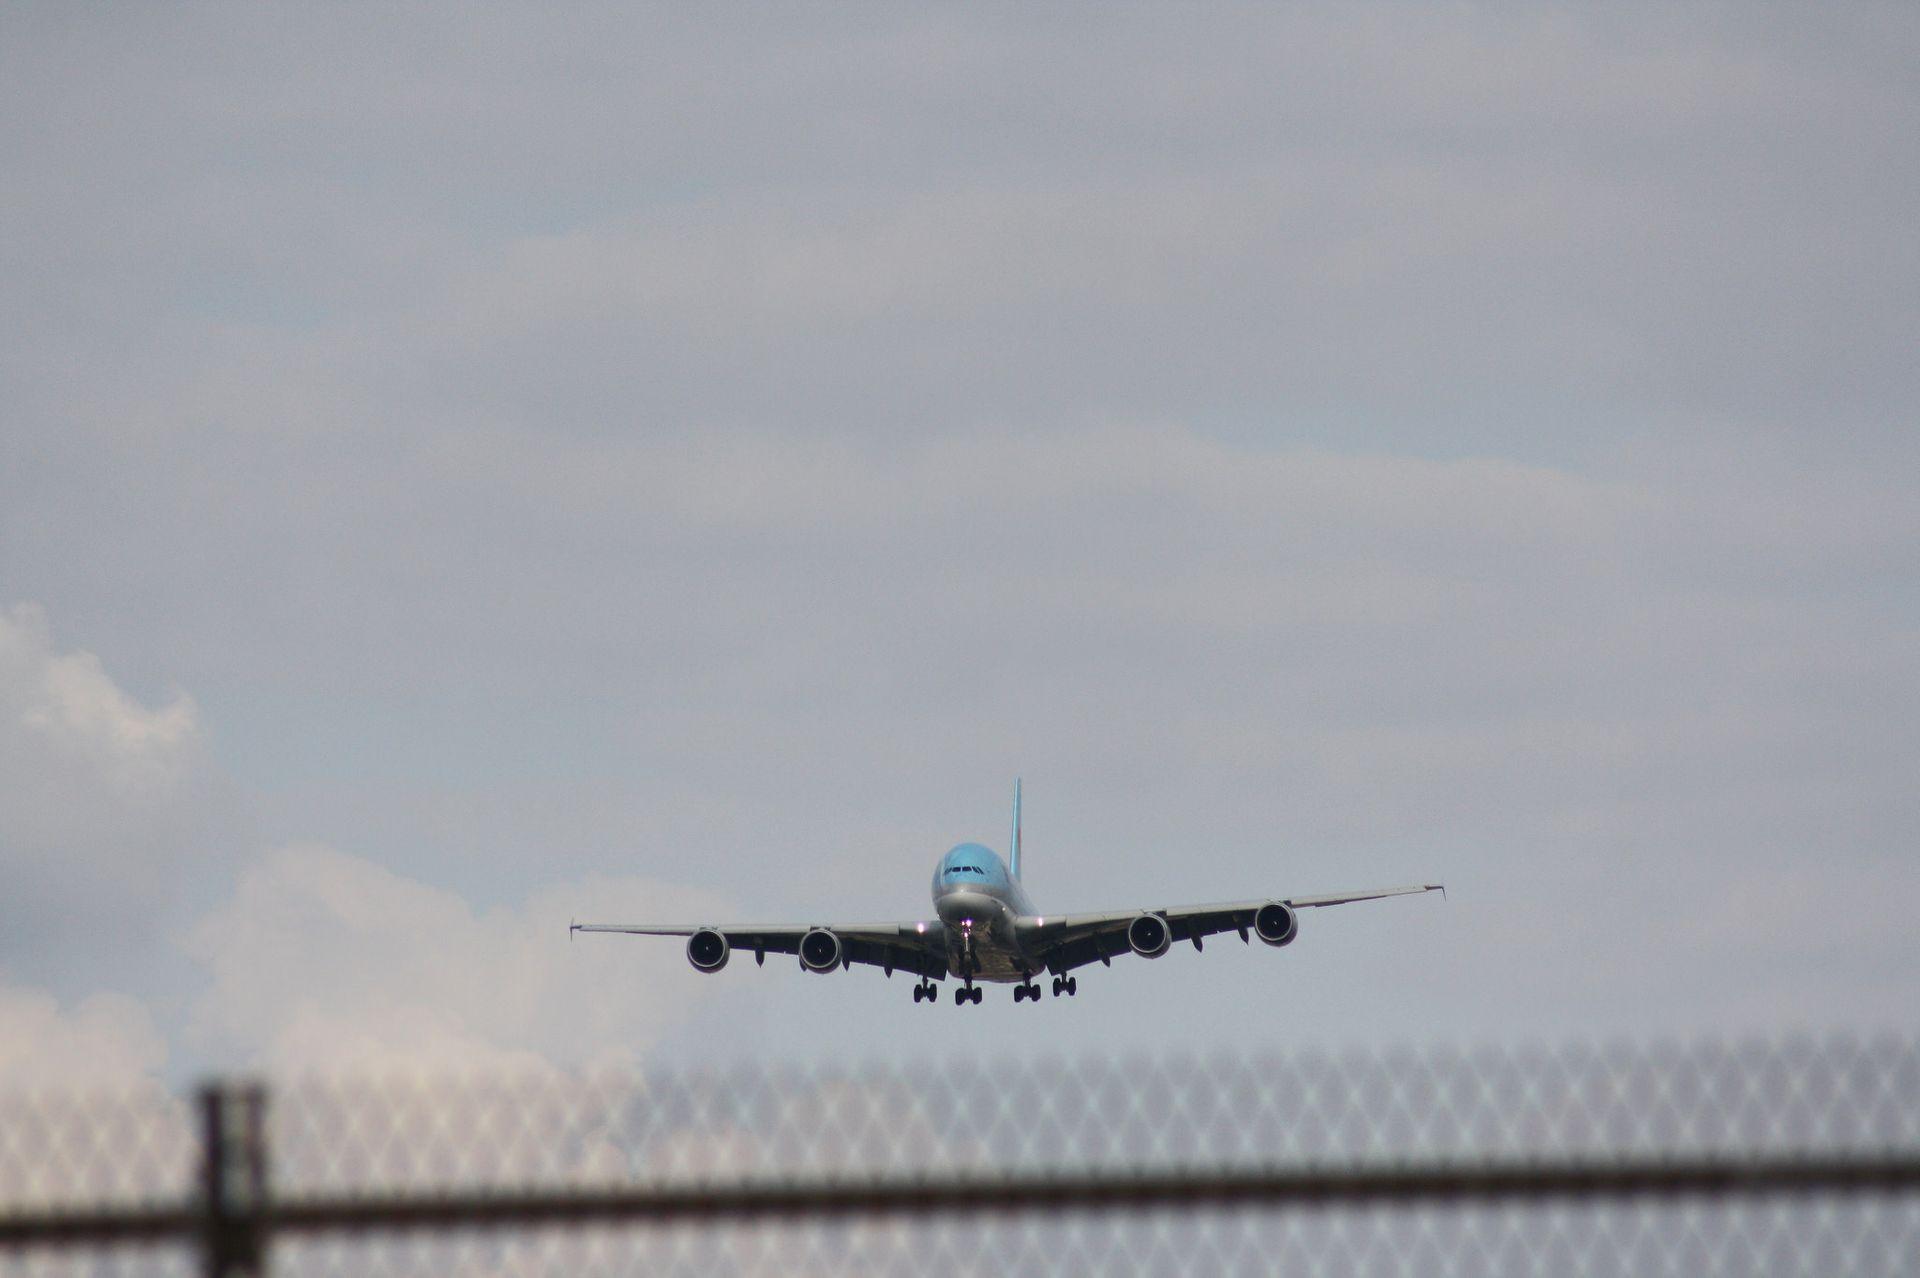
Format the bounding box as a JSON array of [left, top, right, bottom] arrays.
[[199, 1082, 269, 1278]]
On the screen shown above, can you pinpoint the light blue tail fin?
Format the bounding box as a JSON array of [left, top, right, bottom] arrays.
[[1010, 778, 1023, 880]]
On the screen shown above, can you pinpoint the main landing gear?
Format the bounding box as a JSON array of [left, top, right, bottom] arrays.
[[1016, 969, 1076, 1002], [953, 984, 983, 1005], [911, 980, 939, 1004]]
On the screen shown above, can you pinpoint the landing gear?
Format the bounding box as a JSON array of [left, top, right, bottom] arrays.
[[1050, 976, 1078, 997], [953, 924, 985, 1006], [913, 981, 939, 1004], [1012, 980, 1042, 1003]]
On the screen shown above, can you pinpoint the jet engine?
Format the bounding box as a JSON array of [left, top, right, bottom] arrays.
[[1253, 901, 1298, 947], [1127, 912, 1172, 959], [685, 928, 730, 973], [798, 928, 843, 973]]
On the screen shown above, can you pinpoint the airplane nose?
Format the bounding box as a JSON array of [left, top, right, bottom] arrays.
[[936, 890, 997, 926]]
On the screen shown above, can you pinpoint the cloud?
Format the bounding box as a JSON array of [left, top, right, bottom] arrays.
[[0, 978, 186, 1210], [0, 2, 1914, 1072], [5, 606, 197, 766], [0, 980, 166, 1087], [0, 604, 241, 995], [0, 607, 193, 1092], [0, 601, 200, 800], [0, 600, 752, 1077], [183, 843, 737, 1073], [5, 6, 1915, 463]]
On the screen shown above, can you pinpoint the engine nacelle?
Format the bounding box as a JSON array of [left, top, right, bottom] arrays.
[[1127, 912, 1172, 959], [685, 928, 730, 973], [1254, 901, 1298, 947], [798, 927, 843, 973]]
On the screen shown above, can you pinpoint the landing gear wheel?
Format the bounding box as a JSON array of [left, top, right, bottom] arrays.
[[1013, 986, 1026, 1003], [970, 987, 983, 1005], [1066, 976, 1078, 996], [1051, 977, 1063, 997], [913, 985, 923, 1003]]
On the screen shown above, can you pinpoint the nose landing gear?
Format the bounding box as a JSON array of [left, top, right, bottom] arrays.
[[951, 922, 984, 1005]]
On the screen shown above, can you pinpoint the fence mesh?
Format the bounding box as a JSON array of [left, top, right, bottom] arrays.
[[2, 1035, 1916, 1276]]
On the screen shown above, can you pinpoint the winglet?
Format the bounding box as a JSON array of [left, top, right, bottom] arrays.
[[1010, 778, 1023, 881]]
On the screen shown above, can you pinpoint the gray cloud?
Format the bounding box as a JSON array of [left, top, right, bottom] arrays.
[[6, 5, 1914, 450], [0, 4, 1915, 1070]]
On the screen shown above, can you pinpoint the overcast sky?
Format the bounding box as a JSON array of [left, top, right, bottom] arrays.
[[2, 3, 1916, 1084]]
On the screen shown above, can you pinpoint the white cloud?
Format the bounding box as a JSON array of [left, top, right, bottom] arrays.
[[0, 604, 238, 993], [0, 981, 166, 1087], [0, 601, 200, 794], [0, 609, 186, 1099], [0, 603, 751, 1077], [183, 843, 737, 1074], [0, 979, 187, 1211]]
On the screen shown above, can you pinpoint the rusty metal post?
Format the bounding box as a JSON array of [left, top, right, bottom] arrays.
[[199, 1083, 268, 1278]]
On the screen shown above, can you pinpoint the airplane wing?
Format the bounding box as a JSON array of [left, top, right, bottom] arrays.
[[570, 919, 951, 981], [1017, 883, 1443, 976]]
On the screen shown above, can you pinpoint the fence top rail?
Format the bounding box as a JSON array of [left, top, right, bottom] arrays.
[[5, 1151, 1920, 1252]]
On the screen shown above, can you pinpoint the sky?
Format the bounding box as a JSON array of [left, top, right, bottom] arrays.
[[1, 3, 1916, 1085]]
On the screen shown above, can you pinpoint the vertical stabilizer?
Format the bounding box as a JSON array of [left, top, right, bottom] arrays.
[[1010, 778, 1023, 880]]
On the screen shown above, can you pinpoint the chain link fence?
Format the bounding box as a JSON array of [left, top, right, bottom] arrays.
[[2, 1036, 1916, 1275]]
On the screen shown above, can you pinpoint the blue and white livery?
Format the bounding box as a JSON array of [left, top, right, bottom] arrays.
[[572, 781, 1443, 1006]]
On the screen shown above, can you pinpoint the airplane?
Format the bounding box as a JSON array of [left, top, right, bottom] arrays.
[[571, 782, 1442, 1006]]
